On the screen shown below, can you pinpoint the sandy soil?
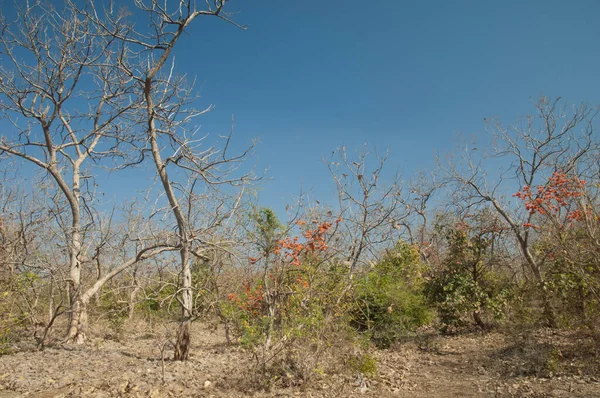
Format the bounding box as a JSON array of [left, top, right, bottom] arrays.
[[0, 323, 599, 397]]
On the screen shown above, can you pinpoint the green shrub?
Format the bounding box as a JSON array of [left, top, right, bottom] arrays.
[[348, 352, 378, 376], [350, 242, 433, 348], [97, 290, 128, 340], [0, 313, 20, 355], [136, 280, 178, 324], [0, 273, 41, 354], [424, 224, 513, 332]]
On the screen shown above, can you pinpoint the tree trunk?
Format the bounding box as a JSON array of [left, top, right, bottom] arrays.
[[66, 226, 84, 342], [540, 281, 557, 328], [47, 275, 55, 323], [174, 319, 191, 360], [473, 310, 486, 329], [174, 247, 193, 360], [65, 168, 84, 343], [128, 285, 140, 321], [66, 299, 87, 344], [128, 269, 140, 321]]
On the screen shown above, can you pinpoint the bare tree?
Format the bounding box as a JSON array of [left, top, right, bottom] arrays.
[[0, 1, 178, 343], [326, 145, 409, 302], [80, 0, 254, 359], [328, 146, 408, 268], [402, 171, 446, 263]]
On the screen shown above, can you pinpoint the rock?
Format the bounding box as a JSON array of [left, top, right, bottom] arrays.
[[147, 388, 160, 397], [204, 380, 212, 388]]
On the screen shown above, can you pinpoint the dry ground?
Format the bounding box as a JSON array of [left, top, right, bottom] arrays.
[[0, 322, 599, 397]]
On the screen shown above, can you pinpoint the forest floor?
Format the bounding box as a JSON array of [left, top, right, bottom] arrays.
[[0, 321, 599, 397]]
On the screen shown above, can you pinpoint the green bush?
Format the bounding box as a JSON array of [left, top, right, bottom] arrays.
[[424, 225, 513, 332], [0, 308, 21, 355], [350, 242, 433, 348], [545, 248, 600, 328], [348, 352, 378, 376], [222, 255, 359, 388], [136, 279, 178, 324], [0, 273, 42, 354], [97, 290, 128, 340]]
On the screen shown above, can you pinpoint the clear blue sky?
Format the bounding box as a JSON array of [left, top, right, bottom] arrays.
[[170, 0, 600, 215], [4, 0, 600, 218]]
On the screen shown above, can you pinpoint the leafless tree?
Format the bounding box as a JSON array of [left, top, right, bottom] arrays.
[[402, 171, 446, 263], [328, 146, 409, 268], [79, 0, 254, 359], [326, 145, 410, 302], [0, 1, 178, 343]]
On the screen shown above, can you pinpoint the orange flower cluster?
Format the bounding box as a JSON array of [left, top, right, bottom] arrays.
[[513, 171, 587, 226], [275, 219, 339, 266], [296, 276, 309, 289], [227, 284, 264, 316], [567, 209, 586, 221]]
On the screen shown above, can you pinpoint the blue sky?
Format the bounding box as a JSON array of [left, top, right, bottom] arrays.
[[3, 0, 600, 218], [168, 0, 600, 215]]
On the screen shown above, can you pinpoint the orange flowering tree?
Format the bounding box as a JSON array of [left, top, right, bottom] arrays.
[[223, 210, 349, 381], [513, 170, 600, 323], [444, 97, 600, 327]]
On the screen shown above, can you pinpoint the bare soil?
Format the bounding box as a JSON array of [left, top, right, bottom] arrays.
[[0, 323, 599, 397]]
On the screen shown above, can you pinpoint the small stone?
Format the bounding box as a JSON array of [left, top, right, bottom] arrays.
[[204, 380, 212, 388]]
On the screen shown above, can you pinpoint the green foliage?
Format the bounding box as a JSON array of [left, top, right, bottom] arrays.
[[137, 295, 161, 314], [0, 273, 40, 354], [425, 222, 513, 332], [191, 259, 217, 316], [249, 207, 283, 255], [223, 263, 344, 349], [136, 279, 178, 322], [97, 290, 128, 340], [0, 294, 21, 355], [221, 281, 266, 347], [348, 352, 378, 376], [351, 242, 433, 348], [0, 327, 16, 355], [538, 229, 600, 328], [222, 252, 358, 388]]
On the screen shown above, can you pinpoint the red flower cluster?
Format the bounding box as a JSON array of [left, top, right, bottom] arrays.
[[513, 171, 587, 226], [227, 284, 264, 316], [275, 218, 340, 266]]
